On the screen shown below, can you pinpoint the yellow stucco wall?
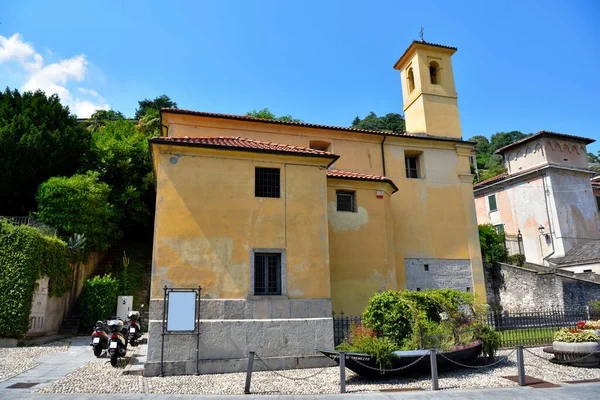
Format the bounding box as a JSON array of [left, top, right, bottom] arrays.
[[157, 113, 486, 308], [151, 143, 331, 299], [327, 179, 397, 315]]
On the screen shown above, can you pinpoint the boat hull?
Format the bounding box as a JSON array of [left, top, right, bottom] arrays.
[[320, 341, 482, 378]]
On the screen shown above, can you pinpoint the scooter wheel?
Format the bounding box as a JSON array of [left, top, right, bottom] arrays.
[[110, 351, 118, 367], [93, 346, 102, 357], [129, 337, 136, 347]]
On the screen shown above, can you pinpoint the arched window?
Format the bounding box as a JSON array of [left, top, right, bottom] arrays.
[[407, 67, 415, 93], [429, 61, 440, 85]]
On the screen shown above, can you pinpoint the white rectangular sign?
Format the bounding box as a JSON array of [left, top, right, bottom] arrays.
[[166, 291, 197, 331]]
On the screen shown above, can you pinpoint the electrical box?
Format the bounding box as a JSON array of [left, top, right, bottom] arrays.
[[117, 296, 133, 320]]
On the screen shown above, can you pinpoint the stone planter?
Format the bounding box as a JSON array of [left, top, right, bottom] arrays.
[[552, 341, 600, 367]]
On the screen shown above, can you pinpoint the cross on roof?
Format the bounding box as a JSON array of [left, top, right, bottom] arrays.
[[419, 27, 425, 42]]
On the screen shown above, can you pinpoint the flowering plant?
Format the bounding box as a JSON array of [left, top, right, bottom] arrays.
[[554, 328, 599, 343], [575, 320, 600, 330]]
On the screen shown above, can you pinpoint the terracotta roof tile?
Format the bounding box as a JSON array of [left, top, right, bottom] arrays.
[[393, 40, 457, 69], [473, 172, 509, 190], [495, 130, 595, 154], [150, 136, 338, 160], [327, 169, 398, 192], [160, 109, 471, 145]]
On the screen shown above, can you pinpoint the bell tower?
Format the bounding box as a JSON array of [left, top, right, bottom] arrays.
[[394, 41, 462, 139]]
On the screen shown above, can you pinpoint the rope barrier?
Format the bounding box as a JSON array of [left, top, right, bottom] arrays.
[[523, 347, 600, 364], [436, 348, 517, 369], [254, 353, 338, 381]]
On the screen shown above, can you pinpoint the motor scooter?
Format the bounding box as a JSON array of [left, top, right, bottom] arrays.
[[90, 320, 109, 357], [106, 317, 128, 367], [127, 310, 142, 346]]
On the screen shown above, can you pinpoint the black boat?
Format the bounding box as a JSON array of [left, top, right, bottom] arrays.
[[320, 340, 482, 378]]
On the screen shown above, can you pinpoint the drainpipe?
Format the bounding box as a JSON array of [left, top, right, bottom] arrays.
[[541, 173, 555, 262], [381, 135, 387, 176]]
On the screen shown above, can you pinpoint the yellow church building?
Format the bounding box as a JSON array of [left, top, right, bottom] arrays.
[[145, 40, 485, 376]]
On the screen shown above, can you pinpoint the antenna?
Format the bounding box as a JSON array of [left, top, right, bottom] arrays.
[[419, 27, 425, 42]]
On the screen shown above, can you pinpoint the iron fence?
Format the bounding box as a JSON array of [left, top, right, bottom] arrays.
[[1, 216, 57, 237], [333, 306, 599, 348]]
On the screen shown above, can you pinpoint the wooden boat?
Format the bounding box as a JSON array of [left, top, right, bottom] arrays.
[[320, 340, 482, 378]]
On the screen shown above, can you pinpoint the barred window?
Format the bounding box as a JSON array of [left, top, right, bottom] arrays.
[[336, 191, 356, 212], [254, 253, 281, 295], [255, 167, 280, 198]]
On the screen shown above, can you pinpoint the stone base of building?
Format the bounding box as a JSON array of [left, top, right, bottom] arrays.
[[144, 354, 331, 376], [145, 298, 335, 376]]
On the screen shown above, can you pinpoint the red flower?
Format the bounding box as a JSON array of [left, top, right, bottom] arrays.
[[576, 321, 586, 329]]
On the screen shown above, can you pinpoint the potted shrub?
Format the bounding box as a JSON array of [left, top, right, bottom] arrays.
[[552, 322, 600, 367]]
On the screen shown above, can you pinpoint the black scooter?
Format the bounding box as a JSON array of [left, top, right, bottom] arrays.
[[106, 317, 128, 367]]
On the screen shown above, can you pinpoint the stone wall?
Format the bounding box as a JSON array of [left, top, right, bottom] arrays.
[[405, 258, 473, 292], [144, 297, 334, 376], [484, 262, 600, 310]]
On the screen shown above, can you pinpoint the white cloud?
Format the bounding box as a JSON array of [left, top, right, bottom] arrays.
[[0, 33, 110, 118], [0, 33, 35, 62]]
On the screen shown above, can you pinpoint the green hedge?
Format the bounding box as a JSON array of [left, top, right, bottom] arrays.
[[0, 219, 71, 338], [80, 274, 119, 331]]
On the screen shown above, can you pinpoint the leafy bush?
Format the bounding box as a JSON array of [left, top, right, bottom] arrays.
[[507, 254, 525, 267], [478, 224, 508, 263], [0, 219, 71, 338], [35, 171, 117, 250], [478, 325, 501, 361], [554, 328, 599, 343], [362, 289, 481, 351], [336, 323, 399, 369], [80, 274, 119, 331]]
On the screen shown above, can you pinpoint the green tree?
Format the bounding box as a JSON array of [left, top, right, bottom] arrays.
[[468, 131, 529, 182], [0, 88, 92, 215], [246, 107, 302, 122], [351, 112, 405, 133], [588, 152, 600, 164], [489, 131, 528, 152], [35, 172, 116, 250], [135, 94, 177, 119], [478, 224, 507, 263], [137, 108, 160, 136], [86, 119, 155, 231], [88, 109, 125, 132]]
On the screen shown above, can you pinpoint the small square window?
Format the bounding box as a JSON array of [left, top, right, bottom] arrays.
[[254, 253, 282, 295], [416, 287, 421, 292], [336, 190, 356, 212], [466, 287, 470, 292], [424, 264, 429, 271], [405, 156, 419, 179], [488, 194, 497, 212], [255, 167, 280, 198]]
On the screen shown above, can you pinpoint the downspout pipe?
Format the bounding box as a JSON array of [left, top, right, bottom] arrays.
[[541, 172, 556, 261], [381, 135, 387, 176]]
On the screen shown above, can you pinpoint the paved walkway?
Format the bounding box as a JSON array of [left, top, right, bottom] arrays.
[[0, 336, 95, 393], [0, 383, 599, 399]]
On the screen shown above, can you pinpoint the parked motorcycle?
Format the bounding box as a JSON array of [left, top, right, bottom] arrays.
[[90, 320, 109, 357], [127, 310, 142, 346], [106, 317, 128, 367]]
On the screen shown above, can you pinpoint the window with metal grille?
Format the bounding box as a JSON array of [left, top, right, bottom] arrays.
[[336, 190, 356, 212], [253, 253, 281, 295], [488, 194, 497, 212], [596, 196, 600, 212], [405, 156, 419, 179], [255, 167, 280, 198]]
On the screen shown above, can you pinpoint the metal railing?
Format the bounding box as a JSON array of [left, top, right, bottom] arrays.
[[1, 216, 57, 237], [333, 306, 598, 348]]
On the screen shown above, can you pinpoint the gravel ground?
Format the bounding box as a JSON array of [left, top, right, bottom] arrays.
[[39, 347, 600, 395], [0, 341, 69, 382]]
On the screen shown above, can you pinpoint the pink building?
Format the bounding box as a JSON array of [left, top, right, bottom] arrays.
[[474, 131, 600, 267]]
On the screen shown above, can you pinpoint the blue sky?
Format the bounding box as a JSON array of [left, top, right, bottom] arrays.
[[1, 1, 599, 152]]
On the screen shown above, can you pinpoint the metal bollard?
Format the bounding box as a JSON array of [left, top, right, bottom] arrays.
[[244, 351, 255, 394], [339, 351, 346, 393], [430, 349, 439, 390], [516, 346, 526, 386]]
